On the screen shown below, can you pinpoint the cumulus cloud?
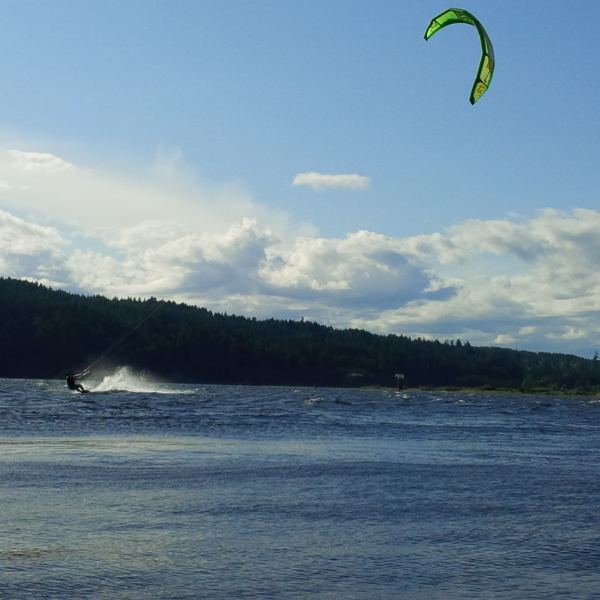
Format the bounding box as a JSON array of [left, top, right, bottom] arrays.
[[260, 230, 450, 308], [292, 171, 370, 191], [351, 209, 600, 355], [0, 208, 69, 285], [66, 218, 278, 299]]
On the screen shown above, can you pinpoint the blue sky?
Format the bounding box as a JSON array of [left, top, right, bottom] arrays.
[[2, 0, 600, 357]]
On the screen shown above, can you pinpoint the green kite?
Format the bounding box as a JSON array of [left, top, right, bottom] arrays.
[[424, 8, 495, 104]]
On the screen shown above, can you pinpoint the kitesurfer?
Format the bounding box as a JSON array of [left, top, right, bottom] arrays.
[[66, 371, 87, 393]]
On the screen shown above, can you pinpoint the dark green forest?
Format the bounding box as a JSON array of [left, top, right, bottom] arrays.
[[1, 277, 599, 392]]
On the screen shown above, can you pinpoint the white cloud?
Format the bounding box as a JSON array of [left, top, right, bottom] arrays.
[[66, 218, 277, 299], [519, 326, 536, 336], [292, 171, 370, 191], [8, 150, 75, 174], [548, 327, 588, 340], [0, 208, 69, 285], [351, 209, 600, 355], [260, 229, 448, 308], [0, 149, 292, 237]]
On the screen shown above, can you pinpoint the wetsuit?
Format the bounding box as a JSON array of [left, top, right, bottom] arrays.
[[66, 374, 86, 393]]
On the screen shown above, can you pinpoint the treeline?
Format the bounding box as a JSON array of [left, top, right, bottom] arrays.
[[1, 277, 599, 391]]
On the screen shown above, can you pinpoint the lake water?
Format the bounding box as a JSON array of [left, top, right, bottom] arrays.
[[1, 368, 600, 599]]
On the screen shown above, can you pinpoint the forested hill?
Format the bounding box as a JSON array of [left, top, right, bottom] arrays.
[[1, 277, 599, 391]]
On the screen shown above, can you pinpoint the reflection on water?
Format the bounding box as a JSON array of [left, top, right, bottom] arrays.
[[1, 378, 600, 598]]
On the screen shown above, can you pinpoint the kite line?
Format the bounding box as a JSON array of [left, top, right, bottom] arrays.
[[80, 301, 163, 375]]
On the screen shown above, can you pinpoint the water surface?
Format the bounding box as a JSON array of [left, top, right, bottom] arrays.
[[1, 372, 599, 598]]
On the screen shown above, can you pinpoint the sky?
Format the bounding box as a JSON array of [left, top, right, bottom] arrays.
[[2, 0, 600, 357]]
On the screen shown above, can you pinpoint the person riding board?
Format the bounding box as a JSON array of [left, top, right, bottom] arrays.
[[66, 371, 88, 393]]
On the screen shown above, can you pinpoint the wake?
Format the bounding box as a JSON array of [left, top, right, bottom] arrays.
[[90, 366, 188, 394]]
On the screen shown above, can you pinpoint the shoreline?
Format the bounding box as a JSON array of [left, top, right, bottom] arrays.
[[3, 375, 600, 397], [361, 385, 600, 397]]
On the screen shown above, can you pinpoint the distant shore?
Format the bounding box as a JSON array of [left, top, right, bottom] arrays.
[[362, 385, 600, 397]]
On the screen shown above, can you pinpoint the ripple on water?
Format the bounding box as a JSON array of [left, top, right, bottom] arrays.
[[1, 380, 600, 598]]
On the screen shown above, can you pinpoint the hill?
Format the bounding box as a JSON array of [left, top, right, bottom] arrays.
[[1, 277, 599, 391]]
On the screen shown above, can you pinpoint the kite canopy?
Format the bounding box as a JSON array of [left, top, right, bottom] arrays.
[[424, 8, 494, 105]]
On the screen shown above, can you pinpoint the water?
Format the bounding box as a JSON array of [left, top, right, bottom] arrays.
[[2, 368, 600, 599]]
